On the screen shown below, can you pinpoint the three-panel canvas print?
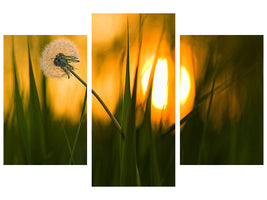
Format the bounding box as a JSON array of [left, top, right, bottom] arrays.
[[3, 14, 263, 186]]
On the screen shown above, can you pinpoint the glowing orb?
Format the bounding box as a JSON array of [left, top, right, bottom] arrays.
[[142, 58, 168, 110], [180, 66, 190, 104]]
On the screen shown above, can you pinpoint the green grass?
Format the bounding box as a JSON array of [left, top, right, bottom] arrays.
[[4, 36, 87, 165], [69, 89, 87, 164]]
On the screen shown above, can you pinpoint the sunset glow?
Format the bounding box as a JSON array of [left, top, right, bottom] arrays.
[[180, 66, 190, 104], [142, 58, 168, 109]]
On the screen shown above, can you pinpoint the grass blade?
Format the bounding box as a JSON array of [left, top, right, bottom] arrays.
[[137, 21, 165, 185], [137, 90, 161, 185], [163, 124, 175, 136], [180, 65, 256, 125], [27, 38, 47, 164], [11, 36, 30, 164], [120, 17, 141, 185], [69, 89, 87, 164], [62, 125, 75, 164], [121, 16, 131, 134], [198, 73, 217, 164]]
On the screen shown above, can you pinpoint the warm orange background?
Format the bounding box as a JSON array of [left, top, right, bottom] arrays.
[[4, 35, 87, 124], [92, 14, 175, 128]]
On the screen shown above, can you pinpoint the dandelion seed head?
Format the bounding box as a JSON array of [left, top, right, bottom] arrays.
[[53, 53, 68, 67], [40, 39, 79, 78]]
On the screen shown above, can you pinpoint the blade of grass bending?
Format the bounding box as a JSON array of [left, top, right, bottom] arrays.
[[180, 108, 197, 125], [27, 39, 47, 164], [196, 66, 256, 104], [180, 66, 256, 125], [162, 124, 175, 136], [11, 36, 30, 163], [69, 89, 87, 164]]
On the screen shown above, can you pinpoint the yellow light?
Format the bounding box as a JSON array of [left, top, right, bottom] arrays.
[[180, 66, 190, 104], [142, 63, 152, 94], [142, 58, 168, 110]]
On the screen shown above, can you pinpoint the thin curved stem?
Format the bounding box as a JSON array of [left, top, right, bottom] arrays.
[[92, 89, 124, 139], [66, 64, 87, 87], [66, 66, 124, 139]]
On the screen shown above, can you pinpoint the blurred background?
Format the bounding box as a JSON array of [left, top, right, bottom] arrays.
[[4, 35, 87, 164], [180, 35, 263, 164], [92, 14, 175, 126], [92, 14, 175, 185]]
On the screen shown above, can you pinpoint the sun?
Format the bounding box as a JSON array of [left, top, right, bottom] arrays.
[[180, 66, 190, 104], [142, 58, 168, 110]]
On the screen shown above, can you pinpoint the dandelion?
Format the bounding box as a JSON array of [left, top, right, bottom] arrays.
[[40, 38, 123, 137], [40, 39, 88, 87], [40, 39, 80, 79]]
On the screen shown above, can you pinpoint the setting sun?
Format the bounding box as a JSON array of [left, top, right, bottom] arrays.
[[180, 66, 190, 104], [142, 58, 168, 110]]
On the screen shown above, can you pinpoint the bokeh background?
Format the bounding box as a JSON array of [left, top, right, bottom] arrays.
[[4, 35, 87, 164], [180, 35, 263, 164], [92, 14, 175, 185]]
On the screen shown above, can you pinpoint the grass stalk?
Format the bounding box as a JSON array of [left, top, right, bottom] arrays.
[[12, 36, 31, 163], [28, 39, 47, 163], [62, 125, 75, 164], [137, 16, 164, 185], [68, 89, 87, 164], [180, 65, 256, 125], [121, 16, 131, 136], [120, 16, 141, 186], [197, 73, 217, 164]]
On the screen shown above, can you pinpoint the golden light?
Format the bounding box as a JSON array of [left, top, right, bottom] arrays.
[[180, 41, 196, 122], [180, 66, 190, 104], [142, 58, 168, 110]]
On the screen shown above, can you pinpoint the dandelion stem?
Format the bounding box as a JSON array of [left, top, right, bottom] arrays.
[[66, 65, 87, 87], [66, 65, 124, 139], [92, 89, 124, 139]]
